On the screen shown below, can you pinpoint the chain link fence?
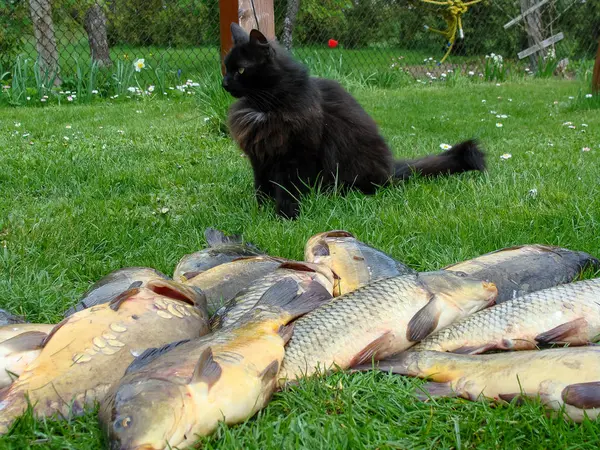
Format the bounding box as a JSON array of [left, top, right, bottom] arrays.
[[1, 0, 598, 90]]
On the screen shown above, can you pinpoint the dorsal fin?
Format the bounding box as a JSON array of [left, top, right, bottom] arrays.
[[323, 230, 355, 239], [191, 347, 222, 390], [278, 262, 317, 273], [204, 228, 243, 247], [125, 339, 192, 375]]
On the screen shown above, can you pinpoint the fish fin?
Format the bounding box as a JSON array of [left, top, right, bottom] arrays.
[[191, 348, 222, 390], [416, 381, 457, 400], [278, 323, 295, 344], [204, 227, 243, 246], [351, 351, 416, 374], [108, 284, 143, 311], [349, 331, 396, 367], [146, 279, 206, 307], [323, 230, 355, 239], [498, 393, 527, 405], [311, 241, 330, 257], [256, 278, 332, 319], [259, 360, 280, 383], [41, 317, 71, 347], [561, 382, 600, 409], [278, 262, 317, 273], [125, 339, 192, 375], [1, 331, 48, 352], [182, 271, 201, 280], [534, 318, 588, 344], [452, 343, 499, 355], [406, 296, 441, 342]]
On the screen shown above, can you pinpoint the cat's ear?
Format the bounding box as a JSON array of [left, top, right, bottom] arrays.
[[249, 29, 270, 47], [231, 22, 249, 45]]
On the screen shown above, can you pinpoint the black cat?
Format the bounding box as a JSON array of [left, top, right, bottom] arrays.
[[222, 23, 486, 219]]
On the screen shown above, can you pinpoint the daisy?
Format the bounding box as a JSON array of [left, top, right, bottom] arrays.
[[439, 143, 452, 150], [496, 123, 503, 128], [500, 153, 512, 160], [133, 58, 145, 72]]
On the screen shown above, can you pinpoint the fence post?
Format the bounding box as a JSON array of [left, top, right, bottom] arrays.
[[219, 0, 239, 75], [239, 0, 275, 40], [593, 38, 600, 95]]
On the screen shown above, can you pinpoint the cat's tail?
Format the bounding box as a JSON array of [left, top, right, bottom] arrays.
[[393, 139, 486, 181]]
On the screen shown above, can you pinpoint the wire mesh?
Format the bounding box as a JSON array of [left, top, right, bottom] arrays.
[[1, 0, 599, 84]]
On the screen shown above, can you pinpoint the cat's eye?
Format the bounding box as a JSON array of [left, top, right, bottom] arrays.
[[237, 67, 245, 74]]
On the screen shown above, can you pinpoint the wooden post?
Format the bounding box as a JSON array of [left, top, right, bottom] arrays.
[[238, 0, 275, 40], [593, 38, 600, 95], [219, 0, 239, 75]]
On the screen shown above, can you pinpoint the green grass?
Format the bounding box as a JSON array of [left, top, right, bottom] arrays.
[[1, 78, 600, 448]]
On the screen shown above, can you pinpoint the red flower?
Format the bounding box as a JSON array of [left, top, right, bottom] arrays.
[[328, 39, 338, 48]]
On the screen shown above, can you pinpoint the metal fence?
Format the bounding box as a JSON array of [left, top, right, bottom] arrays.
[[1, 0, 599, 85]]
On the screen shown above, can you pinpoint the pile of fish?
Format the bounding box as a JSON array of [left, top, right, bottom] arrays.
[[0, 228, 599, 448]]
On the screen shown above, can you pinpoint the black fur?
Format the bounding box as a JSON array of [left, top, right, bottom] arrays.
[[223, 24, 486, 219]]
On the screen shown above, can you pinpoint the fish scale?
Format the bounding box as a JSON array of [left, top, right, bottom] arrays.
[[279, 272, 497, 383], [410, 277, 600, 354]]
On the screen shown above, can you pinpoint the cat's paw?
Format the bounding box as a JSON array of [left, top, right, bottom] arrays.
[[276, 198, 300, 220]]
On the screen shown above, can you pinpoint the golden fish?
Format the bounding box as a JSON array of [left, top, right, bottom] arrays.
[[100, 278, 332, 450], [357, 347, 600, 423], [0, 279, 209, 434], [279, 271, 497, 384], [304, 230, 414, 296]]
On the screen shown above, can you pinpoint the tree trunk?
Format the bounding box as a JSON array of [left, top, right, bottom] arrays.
[[238, 0, 275, 40], [29, 0, 61, 85], [84, 4, 113, 67], [281, 0, 300, 50], [593, 38, 600, 95], [520, 0, 545, 71]]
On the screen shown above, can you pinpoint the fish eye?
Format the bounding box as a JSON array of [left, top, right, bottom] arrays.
[[238, 67, 245, 74], [454, 271, 468, 278], [116, 416, 132, 429]]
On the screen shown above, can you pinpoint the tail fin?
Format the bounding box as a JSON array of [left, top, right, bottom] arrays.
[[394, 139, 486, 180], [255, 277, 333, 320]]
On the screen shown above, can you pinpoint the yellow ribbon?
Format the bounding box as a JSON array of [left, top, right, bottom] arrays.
[[419, 0, 485, 64]]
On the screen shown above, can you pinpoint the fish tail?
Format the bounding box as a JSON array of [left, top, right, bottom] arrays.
[[393, 139, 486, 180], [256, 278, 333, 320], [204, 227, 243, 246]]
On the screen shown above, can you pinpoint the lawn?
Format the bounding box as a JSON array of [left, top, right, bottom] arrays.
[[0, 77, 599, 448]]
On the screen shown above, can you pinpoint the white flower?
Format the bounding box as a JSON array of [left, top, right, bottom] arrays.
[[482, 99, 486, 103], [92, 89, 98, 94], [568, 125, 576, 129], [133, 58, 145, 72], [63, 136, 69, 141], [441, 73, 447, 78], [440, 143, 452, 150], [586, 94, 593, 98], [468, 71, 474, 76], [490, 110, 497, 114], [528, 188, 538, 197], [22, 133, 29, 137], [496, 83, 501, 86], [508, 98, 513, 102], [40, 98, 46, 102], [136, 110, 142, 114], [497, 114, 508, 119], [67, 96, 73, 102], [563, 122, 573, 126], [117, 130, 124, 134], [496, 123, 503, 128], [147, 85, 155, 92], [65, 125, 72, 129], [127, 87, 136, 93], [204, 117, 210, 122], [569, 96, 574, 100], [14, 122, 21, 127], [500, 153, 512, 160], [582, 124, 588, 127], [582, 147, 591, 152], [26, 97, 31, 101]]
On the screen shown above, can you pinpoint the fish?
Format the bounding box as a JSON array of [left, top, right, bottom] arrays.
[[0, 309, 27, 326], [278, 271, 497, 384], [173, 227, 264, 282], [409, 277, 600, 354], [0, 326, 54, 389], [443, 244, 600, 303], [64, 267, 170, 317], [99, 278, 332, 450], [210, 261, 337, 330], [184, 255, 287, 313], [304, 230, 415, 296], [0, 279, 210, 434], [355, 347, 600, 423]]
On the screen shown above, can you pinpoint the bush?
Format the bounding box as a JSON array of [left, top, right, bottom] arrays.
[[0, 0, 29, 67]]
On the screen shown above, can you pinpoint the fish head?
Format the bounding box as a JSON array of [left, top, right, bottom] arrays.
[[420, 271, 498, 314], [107, 379, 185, 450]]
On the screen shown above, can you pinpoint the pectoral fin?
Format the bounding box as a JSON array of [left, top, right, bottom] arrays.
[[562, 382, 600, 409], [535, 318, 588, 345], [406, 296, 442, 342], [349, 331, 396, 367], [191, 348, 222, 391]]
